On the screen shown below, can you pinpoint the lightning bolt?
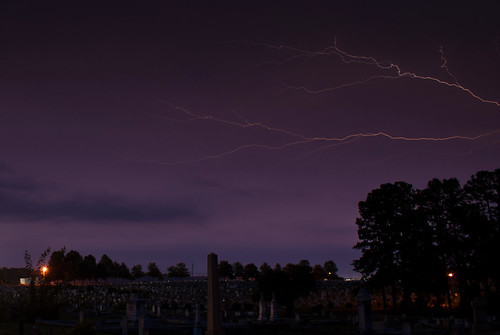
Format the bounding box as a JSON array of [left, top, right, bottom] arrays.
[[250, 39, 500, 107], [124, 140, 311, 166], [124, 39, 499, 166], [296, 131, 500, 160], [150, 100, 310, 141], [439, 45, 460, 85], [128, 101, 500, 165], [151, 101, 500, 141]]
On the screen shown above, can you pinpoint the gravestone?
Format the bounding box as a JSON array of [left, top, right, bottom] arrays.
[[156, 302, 161, 318], [270, 293, 278, 322], [138, 315, 147, 335], [258, 295, 267, 321], [127, 299, 146, 321], [356, 288, 373, 335], [206, 253, 224, 335], [193, 302, 203, 335]]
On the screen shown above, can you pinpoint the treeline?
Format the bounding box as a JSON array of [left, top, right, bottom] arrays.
[[22, 247, 340, 287], [19, 249, 341, 315], [353, 168, 500, 313], [216, 259, 339, 282], [27, 247, 190, 282]]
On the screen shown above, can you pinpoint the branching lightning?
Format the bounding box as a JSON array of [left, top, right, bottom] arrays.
[[125, 140, 312, 166], [131, 100, 500, 165], [127, 39, 499, 166], [270, 38, 500, 107], [439, 45, 460, 85], [150, 100, 310, 141]]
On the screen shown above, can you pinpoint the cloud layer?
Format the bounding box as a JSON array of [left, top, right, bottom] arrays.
[[0, 165, 201, 224]]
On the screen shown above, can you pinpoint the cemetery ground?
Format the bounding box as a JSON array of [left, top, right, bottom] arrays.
[[0, 309, 489, 335], [0, 312, 435, 335], [2, 279, 498, 335]]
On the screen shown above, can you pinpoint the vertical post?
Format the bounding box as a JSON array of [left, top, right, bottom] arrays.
[[193, 302, 203, 335], [357, 288, 373, 335], [194, 302, 201, 326], [79, 308, 85, 323], [269, 293, 278, 322], [137, 299, 147, 335], [258, 294, 267, 321], [156, 302, 161, 318], [205, 253, 224, 335], [138, 316, 143, 335]]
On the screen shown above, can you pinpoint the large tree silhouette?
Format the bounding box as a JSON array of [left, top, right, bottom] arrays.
[[353, 182, 416, 309], [353, 169, 500, 313], [463, 170, 500, 291]]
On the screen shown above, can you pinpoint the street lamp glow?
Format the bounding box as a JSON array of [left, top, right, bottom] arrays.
[[42, 266, 48, 276], [448, 272, 454, 277]]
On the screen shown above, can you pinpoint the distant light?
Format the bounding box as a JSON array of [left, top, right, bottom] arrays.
[[42, 266, 48, 275], [448, 272, 453, 277]]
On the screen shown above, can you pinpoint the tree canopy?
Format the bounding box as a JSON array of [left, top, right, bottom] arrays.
[[353, 169, 500, 312], [166, 262, 190, 277]]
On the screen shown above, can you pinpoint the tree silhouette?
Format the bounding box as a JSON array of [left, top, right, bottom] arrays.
[[147, 262, 163, 278], [64, 250, 83, 283], [166, 262, 190, 277], [47, 247, 66, 283], [218, 260, 234, 279], [243, 263, 258, 280], [233, 261, 244, 278], [419, 178, 468, 307], [131, 264, 145, 279], [323, 260, 339, 280], [463, 170, 500, 292], [81, 254, 97, 282], [255, 260, 315, 316], [353, 182, 416, 310], [96, 254, 114, 281], [353, 169, 500, 313]]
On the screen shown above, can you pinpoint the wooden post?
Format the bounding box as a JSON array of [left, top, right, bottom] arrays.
[[205, 253, 224, 335]]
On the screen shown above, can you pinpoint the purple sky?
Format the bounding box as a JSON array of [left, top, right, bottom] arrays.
[[1, 2, 500, 277]]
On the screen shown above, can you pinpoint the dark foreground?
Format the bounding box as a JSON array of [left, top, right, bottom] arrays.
[[2, 313, 499, 335]]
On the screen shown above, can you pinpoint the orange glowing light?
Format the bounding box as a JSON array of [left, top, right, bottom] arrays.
[[42, 266, 48, 275], [448, 272, 454, 277]]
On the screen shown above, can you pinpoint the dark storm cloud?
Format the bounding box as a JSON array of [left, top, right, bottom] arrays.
[[0, 167, 201, 224], [0, 187, 200, 224], [0, 164, 47, 193]]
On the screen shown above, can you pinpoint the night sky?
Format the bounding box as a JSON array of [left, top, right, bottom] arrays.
[[1, 2, 500, 277]]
